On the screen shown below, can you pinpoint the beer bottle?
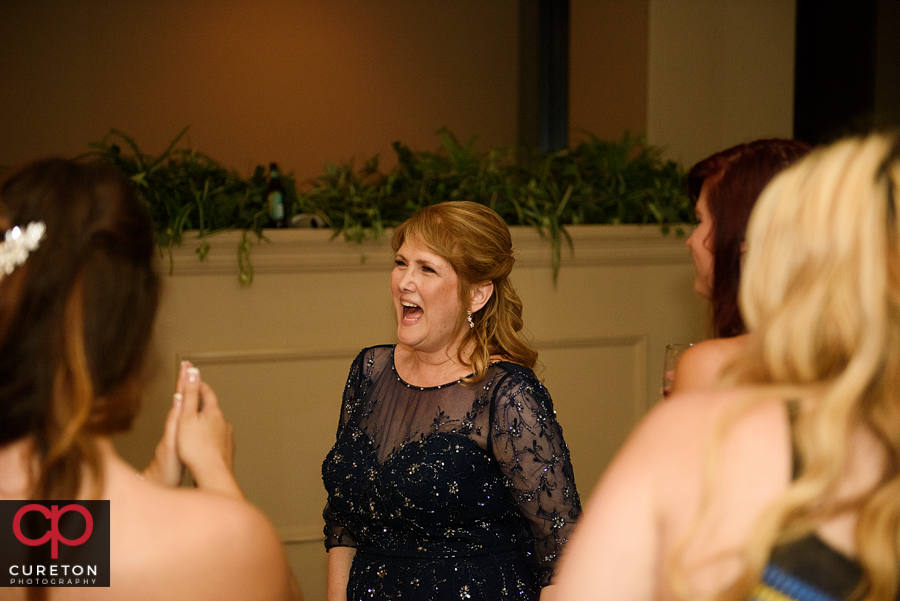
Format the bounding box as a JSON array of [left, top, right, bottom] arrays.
[[267, 162, 287, 228]]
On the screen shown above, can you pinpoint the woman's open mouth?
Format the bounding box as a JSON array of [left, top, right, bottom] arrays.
[[401, 301, 423, 323]]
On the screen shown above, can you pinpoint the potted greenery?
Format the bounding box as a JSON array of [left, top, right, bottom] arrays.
[[86, 128, 693, 284]]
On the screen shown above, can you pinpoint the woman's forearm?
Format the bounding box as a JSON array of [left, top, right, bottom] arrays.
[[326, 546, 356, 601]]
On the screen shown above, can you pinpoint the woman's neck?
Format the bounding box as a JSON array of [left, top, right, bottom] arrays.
[[0, 436, 36, 499], [0, 435, 117, 500], [395, 341, 474, 387]]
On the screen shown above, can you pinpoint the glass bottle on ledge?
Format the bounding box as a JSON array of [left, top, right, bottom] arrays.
[[267, 162, 287, 228]]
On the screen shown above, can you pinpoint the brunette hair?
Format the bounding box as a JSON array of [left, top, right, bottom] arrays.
[[391, 201, 538, 382], [0, 158, 160, 500], [688, 139, 811, 337]]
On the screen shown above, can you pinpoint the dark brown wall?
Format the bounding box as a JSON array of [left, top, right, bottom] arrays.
[[570, 0, 648, 144], [0, 0, 649, 179]]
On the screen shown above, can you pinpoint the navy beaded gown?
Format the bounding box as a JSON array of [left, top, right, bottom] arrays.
[[322, 345, 581, 601]]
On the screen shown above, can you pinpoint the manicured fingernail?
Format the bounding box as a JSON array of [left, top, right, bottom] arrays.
[[173, 393, 183, 408], [187, 367, 199, 383]]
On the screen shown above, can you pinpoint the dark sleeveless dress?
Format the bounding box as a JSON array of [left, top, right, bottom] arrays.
[[322, 345, 581, 601]]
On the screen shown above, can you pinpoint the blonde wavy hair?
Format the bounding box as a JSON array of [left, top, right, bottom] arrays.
[[695, 134, 900, 601], [391, 201, 538, 382]]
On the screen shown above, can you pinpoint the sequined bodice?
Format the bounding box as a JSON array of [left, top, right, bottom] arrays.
[[322, 345, 581, 600]]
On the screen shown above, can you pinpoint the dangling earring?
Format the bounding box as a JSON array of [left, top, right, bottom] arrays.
[[466, 310, 475, 329]]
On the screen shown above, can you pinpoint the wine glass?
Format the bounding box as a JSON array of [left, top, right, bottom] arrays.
[[662, 343, 692, 398]]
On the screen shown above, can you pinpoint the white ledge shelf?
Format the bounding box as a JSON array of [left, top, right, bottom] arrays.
[[162, 224, 694, 276]]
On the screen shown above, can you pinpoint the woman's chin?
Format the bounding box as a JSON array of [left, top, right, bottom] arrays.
[[396, 327, 423, 349]]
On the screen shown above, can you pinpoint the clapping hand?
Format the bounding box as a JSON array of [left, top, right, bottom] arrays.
[[142, 364, 189, 487], [176, 362, 242, 499], [143, 362, 243, 500]]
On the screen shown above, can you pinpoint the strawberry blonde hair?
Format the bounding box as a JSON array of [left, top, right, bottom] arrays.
[[391, 201, 537, 381]]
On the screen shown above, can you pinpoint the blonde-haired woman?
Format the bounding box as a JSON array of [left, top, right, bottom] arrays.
[[555, 133, 900, 601], [322, 201, 581, 601]]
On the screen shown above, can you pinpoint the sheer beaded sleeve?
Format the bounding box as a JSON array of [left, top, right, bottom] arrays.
[[322, 349, 370, 550], [489, 367, 582, 586]]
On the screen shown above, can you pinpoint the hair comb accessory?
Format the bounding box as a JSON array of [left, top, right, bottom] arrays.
[[0, 221, 46, 277]]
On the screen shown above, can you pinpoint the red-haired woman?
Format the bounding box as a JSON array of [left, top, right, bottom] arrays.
[[672, 139, 811, 393]]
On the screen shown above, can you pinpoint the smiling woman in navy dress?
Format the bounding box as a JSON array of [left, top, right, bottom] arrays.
[[322, 201, 581, 601]]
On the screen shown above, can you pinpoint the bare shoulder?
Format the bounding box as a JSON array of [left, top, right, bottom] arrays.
[[555, 389, 745, 599], [645, 385, 776, 438], [630, 388, 739, 455], [672, 335, 749, 394], [168, 487, 282, 550], [557, 388, 790, 600], [640, 387, 791, 512], [159, 489, 292, 590], [109, 470, 298, 600], [623, 385, 786, 480], [585, 389, 740, 515]]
